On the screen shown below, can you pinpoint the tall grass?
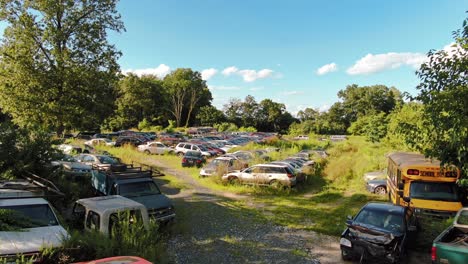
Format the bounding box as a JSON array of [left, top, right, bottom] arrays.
[[39, 211, 165, 264]]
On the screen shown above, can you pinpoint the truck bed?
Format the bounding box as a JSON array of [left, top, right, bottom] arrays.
[[438, 227, 468, 244]]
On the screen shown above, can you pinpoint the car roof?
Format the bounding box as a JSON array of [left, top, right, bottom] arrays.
[[362, 202, 405, 215], [0, 197, 48, 207], [253, 163, 288, 168], [76, 195, 145, 213]]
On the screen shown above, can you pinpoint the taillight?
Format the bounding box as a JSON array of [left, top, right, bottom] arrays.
[[407, 169, 419, 175], [431, 246, 436, 261], [287, 173, 294, 178], [182, 158, 187, 163], [197, 159, 202, 163]]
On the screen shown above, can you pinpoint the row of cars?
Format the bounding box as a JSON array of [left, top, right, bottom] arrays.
[[1, 145, 176, 261]]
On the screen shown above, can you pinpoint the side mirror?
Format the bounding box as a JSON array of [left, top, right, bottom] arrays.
[[346, 215, 353, 220], [346, 219, 353, 226], [403, 196, 411, 203], [398, 182, 404, 190]]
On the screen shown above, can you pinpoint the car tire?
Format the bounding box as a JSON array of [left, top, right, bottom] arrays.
[[144, 150, 151, 155], [269, 180, 282, 189], [341, 249, 353, 261], [228, 176, 240, 185], [374, 186, 387, 195], [177, 152, 184, 157]]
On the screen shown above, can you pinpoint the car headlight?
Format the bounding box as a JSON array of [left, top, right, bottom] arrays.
[[340, 238, 352, 248]]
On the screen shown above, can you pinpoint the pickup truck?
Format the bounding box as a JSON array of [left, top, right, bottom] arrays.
[[71, 195, 150, 236], [0, 188, 69, 260], [91, 166, 175, 222], [432, 207, 468, 264]]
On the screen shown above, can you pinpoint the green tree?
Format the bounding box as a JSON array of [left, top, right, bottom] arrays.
[[297, 107, 319, 122], [337, 84, 402, 124], [348, 111, 388, 142], [163, 68, 212, 127], [412, 15, 468, 174], [107, 74, 166, 130], [385, 102, 426, 150], [196, 105, 225, 126], [0, 0, 124, 135]]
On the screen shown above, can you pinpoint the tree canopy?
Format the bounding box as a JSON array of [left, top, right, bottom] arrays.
[[412, 14, 468, 174], [0, 0, 124, 135]]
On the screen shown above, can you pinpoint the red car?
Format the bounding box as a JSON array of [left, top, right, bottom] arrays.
[[74, 256, 152, 264]]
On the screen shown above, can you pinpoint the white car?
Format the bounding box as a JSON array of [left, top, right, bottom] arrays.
[[200, 156, 244, 177], [137, 141, 174, 155], [0, 191, 69, 259], [84, 138, 115, 146], [175, 142, 212, 157], [222, 164, 297, 187]]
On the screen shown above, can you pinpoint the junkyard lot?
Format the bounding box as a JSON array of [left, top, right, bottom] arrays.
[[113, 146, 433, 264]]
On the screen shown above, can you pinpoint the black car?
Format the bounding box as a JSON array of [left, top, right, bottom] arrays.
[[340, 202, 418, 263], [115, 136, 146, 147], [182, 151, 205, 168]]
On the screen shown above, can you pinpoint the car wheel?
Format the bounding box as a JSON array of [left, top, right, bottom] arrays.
[[228, 176, 240, 185], [374, 186, 387, 195], [144, 150, 151, 155], [177, 152, 184, 157], [341, 249, 353, 261], [269, 180, 282, 189]]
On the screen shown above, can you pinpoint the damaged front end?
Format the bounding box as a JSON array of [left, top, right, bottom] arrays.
[[347, 224, 403, 263]]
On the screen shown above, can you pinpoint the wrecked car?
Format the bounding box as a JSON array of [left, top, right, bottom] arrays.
[[340, 202, 418, 263]]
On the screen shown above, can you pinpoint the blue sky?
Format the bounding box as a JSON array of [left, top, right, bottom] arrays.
[[111, 0, 467, 115]]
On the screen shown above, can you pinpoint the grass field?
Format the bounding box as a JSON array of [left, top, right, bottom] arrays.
[[70, 136, 396, 236]]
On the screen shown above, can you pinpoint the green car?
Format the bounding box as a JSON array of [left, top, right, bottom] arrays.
[[432, 207, 468, 264]]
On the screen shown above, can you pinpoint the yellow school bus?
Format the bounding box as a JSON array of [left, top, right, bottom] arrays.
[[387, 152, 462, 218]]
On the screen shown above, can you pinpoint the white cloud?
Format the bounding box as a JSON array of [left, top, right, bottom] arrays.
[[123, 64, 171, 78], [282, 90, 303, 96], [222, 66, 275, 82], [208, 85, 242, 91], [316, 63, 338, 75], [238, 69, 274, 82], [201, 68, 218, 80], [441, 42, 463, 57], [222, 66, 239, 76], [346, 52, 427, 75], [250, 87, 264, 91], [319, 104, 331, 112]]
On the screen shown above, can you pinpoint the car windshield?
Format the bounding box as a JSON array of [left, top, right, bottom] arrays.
[[211, 159, 229, 166], [0, 204, 58, 228], [456, 210, 468, 225], [97, 156, 119, 164], [354, 208, 404, 233], [119, 181, 161, 196], [61, 155, 77, 162], [410, 182, 459, 202], [198, 145, 208, 151]]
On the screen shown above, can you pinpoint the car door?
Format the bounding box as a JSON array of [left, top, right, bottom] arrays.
[[239, 167, 255, 184], [250, 166, 264, 185], [147, 143, 156, 154], [155, 143, 165, 154]]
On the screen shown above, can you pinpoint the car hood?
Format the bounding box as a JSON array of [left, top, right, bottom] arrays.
[[126, 193, 173, 210], [347, 224, 403, 258], [60, 162, 92, 170], [0, 226, 69, 255]]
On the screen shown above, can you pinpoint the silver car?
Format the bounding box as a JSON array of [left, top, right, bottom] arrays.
[[222, 164, 296, 187], [137, 141, 174, 155]]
